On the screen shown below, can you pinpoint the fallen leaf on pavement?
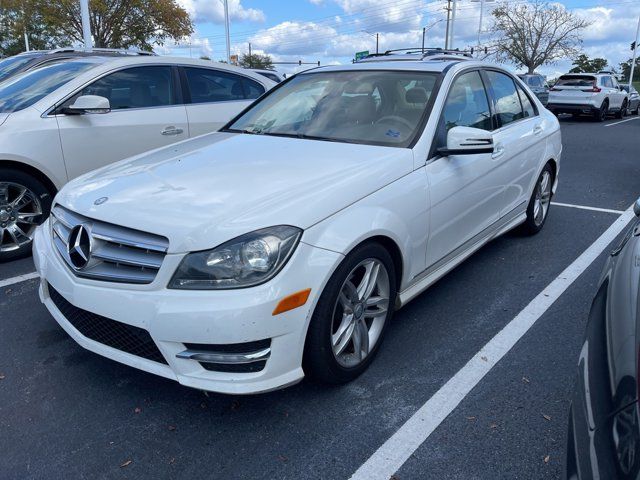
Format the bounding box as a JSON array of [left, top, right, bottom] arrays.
[[522, 376, 530, 383], [490, 423, 498, 429], [120, 460, 132, 468], [134, 407, 141, 414], [542, 414, 551, 421], [168, 425, 176, 431], [480, 356, 488, 362], [544, 455, 550, 463], [466, 416, 476, 421], [0, 373, 5, 380]]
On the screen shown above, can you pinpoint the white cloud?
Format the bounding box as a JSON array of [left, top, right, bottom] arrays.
[[178, 0, 265, 24]]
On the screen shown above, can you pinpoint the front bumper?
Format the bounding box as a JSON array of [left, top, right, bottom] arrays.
[[33, 222, 343, 394]]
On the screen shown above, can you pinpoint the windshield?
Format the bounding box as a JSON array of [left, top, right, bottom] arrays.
[[0, 54, 41, 83], [226, 70, 439, 147], [0, 60, 98, 113], [556, 75, 595, 87]]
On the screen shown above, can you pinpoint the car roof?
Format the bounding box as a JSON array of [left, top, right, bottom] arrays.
[[300, 59, 497, 74]]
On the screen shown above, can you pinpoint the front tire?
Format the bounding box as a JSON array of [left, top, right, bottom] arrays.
[[0, 168, 52, 262], [303, 242, 397, 384], [518, 163, 554, 236]]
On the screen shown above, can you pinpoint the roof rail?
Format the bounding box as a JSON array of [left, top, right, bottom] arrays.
[[46, 47, 157, 56], [357, 47, 473, 62]]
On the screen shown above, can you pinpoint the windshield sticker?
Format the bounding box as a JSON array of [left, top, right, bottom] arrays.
[[385, 129, 401, 138]]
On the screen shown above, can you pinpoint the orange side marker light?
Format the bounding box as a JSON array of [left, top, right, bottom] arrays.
[[272, 288, 312, 316]]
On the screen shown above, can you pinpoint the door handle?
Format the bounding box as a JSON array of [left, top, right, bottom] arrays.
[[492, 143, 505, 159], [161, 126, 184, 136], [533, 124, 543, 136]]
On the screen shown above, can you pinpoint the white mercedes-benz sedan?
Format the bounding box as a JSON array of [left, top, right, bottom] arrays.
[[33, 55, 562, 394]]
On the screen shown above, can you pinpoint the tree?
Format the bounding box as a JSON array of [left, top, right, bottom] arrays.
[[239, 53, 273, 70], [0, 0, 66, 56], [490, 0, 591, 74], [620, 58, 640, 83], [569, 54, 608, 73], [1, 0, 193, 54]]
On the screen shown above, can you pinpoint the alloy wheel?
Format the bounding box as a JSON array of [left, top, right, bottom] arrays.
[[0, 182, 43, 252], [533, 170, 552, 227], [330, 258, 391, 368]]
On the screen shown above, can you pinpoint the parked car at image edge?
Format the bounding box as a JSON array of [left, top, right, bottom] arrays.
[[547, 73, 629, 121], [33, 57, 562, 395], [566, 199, 640, 480], [621, 84, 640, 115], [0, 47, 155, 85], [517, 73, 550, 106], [0, 55, 275, 261], [249, 68, 284, 83]]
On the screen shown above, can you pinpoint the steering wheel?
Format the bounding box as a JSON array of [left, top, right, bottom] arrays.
[[375, 115, 414, 131]]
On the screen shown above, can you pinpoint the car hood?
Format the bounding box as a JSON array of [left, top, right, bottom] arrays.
[[0, 113, 9, 127], [57, 132, 414, 253]]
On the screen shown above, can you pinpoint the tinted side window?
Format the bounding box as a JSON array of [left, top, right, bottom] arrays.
[[242, 77, 265, 99], [602, 77, 613, 88], [486, 71, 524, 127], [516, 84, 536, 118], [185, 67, 254, 103], [442, 71, 492, 131], [80, 66, 175, 110]]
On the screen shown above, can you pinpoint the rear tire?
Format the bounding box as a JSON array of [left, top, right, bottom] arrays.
[[594, 101, 608, 122], [518, 162, 554, 236], [0, 168, 53, 262], [616, 100, 628, 119], [303, 242, 397, 384]]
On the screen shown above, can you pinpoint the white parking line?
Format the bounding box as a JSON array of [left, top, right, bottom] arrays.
[[0, 272, 39, 289], [349, 205, 636, 480], [551, 201, 625, 215], [605, 117, 640, 127]]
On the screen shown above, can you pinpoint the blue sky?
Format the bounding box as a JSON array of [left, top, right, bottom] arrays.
[[164, 0, 640, 78]]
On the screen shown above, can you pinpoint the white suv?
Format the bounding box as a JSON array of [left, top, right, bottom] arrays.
[[0, 56, 274, 260], [34, 58, 562, 394], [547, 73, 628, 121]]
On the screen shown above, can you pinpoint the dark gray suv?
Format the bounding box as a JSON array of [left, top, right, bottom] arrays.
[[517, 73, 549, 106]]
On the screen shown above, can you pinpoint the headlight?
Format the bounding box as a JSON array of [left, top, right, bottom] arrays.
[[168, 225, 302, 290]]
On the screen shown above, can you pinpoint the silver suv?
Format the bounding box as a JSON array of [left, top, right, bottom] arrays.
[[547, 73, 628, 121]]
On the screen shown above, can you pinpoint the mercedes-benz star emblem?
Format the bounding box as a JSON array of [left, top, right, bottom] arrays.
[[67, 224, 92, 270], [94, 196, 108, 206]]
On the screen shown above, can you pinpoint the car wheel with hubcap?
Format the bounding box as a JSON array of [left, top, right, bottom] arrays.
[[594, 101, 608, 122], [0, 168, 52, 262], [303, 242, 396, 384], [518, 162, 554, 236]]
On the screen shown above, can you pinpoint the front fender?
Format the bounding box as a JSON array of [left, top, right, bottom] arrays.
[[301, 169, 429, 289]]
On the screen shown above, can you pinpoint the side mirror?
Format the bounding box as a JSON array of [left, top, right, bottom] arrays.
[[437, 126, 494, 156], [634, 197, 640, 217], [66, 95, 110, 114]]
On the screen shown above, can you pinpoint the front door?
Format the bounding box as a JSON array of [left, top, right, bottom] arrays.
[[56, 65, 189, 180], [425, 70, 503, 267]]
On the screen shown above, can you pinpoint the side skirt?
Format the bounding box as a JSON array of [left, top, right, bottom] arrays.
[[397, 205, 526, 308]]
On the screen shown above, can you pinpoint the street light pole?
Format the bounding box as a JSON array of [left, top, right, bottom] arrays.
[[376, 33, 379, 54], [79, 0, 92, 48], [223, 0, 231, 63], [448, 0, 458, 49], [630, 15, 640, 90], [444, 0, 451, 49]]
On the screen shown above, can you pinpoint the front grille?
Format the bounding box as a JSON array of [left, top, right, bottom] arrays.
[[50, 204, 169, 284], [48, 283, 167, 365]]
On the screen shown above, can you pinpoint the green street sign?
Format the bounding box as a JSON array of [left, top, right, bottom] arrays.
[[355, 50, 369, 61]]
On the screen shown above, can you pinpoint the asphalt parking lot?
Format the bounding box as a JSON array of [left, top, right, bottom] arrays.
[[1, 115, 639, 480]]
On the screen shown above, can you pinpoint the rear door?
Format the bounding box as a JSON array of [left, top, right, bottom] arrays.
[[181, 67, 266, 137], [484, 70, 547, 218], [56, 65, 188, 180]]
